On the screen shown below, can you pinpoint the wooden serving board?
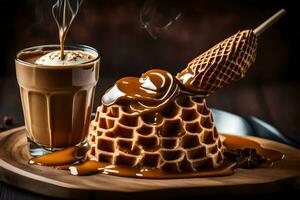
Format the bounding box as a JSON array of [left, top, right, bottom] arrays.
[[0, 127, 300, 199]]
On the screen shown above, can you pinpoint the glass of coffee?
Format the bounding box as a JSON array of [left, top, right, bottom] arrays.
[[15, 44, 100, 156]]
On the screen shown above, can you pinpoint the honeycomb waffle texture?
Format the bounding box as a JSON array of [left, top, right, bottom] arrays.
[[177, 30, 257, 94], [87, 95, 224, 172]]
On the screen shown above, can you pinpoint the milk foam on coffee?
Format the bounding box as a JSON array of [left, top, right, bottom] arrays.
[[35, 50, 91, 66]]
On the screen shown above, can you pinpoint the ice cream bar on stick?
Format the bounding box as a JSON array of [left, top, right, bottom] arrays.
[[176, 9, 286, 96]]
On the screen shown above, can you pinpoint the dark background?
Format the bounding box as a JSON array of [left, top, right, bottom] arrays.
[[1, 0, 298, 80], [0, 0, 300, 199], [1, 0, 299, 140]]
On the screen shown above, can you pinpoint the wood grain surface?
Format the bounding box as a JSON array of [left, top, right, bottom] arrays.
[[0, 127, 300, 199]]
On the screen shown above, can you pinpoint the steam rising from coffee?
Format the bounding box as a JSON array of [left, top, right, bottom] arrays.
[[140, 0, 182, 39], [52, 0, 83, 59]]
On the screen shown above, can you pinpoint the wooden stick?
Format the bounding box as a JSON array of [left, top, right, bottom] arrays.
[[254, 9, 286, 36]]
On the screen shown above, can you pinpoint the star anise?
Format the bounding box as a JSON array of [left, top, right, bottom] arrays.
[[224, 148, 266, 169], [237, 148, 265, 169]]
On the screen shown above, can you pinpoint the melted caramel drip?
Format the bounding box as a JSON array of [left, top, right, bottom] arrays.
[[101, 69, 180, 114], [29, 146, 87, 166], [29, 135, 283, 178]]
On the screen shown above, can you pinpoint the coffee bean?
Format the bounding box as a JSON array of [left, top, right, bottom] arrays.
[[3, 115, 13, 126], [0, 124, 5, 132]]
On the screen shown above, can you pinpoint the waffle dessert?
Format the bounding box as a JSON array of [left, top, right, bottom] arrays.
[[177, 30, 257, 95], [87, 70, 224, 172]]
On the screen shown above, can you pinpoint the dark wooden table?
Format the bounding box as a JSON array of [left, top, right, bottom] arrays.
[[0, 75, 299, 199]]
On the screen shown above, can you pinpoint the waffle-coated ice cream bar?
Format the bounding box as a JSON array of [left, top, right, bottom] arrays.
[[177, 30, 257, 95]]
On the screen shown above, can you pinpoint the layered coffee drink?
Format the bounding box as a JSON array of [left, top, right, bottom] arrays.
[[14, 0, 101, 156], [16, 45, 100, 155]]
